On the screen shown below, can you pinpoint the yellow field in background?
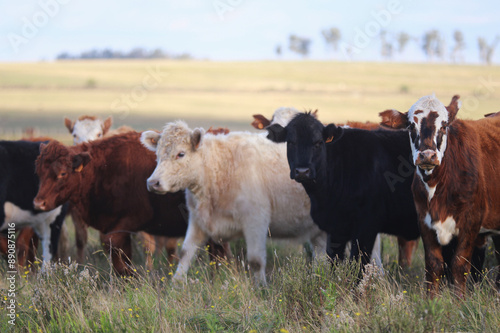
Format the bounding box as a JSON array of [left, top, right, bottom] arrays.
[[0, 60, 499, 137]]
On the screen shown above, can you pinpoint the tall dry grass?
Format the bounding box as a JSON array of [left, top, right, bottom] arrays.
[[1, 225, 499, 332]]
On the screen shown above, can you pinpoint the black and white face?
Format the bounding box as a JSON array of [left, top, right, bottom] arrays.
[[407, 96, 454, 174]]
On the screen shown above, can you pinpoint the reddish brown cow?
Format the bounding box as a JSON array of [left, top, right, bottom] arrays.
[[380, 94, 500, 297], [252, 108, 419, 268], [33, 132, 189, 275], [0, 228, 38, 270]]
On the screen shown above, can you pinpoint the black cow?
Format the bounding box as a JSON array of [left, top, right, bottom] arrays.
[[266, 112, 420, 267], [0, 140, 68, 270]]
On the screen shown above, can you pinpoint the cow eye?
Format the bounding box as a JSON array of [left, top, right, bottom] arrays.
[[176, 152, 185, 159], [97, 133, 102, 138], [58, 172, 67, 179], [73, 134, 77, 138]]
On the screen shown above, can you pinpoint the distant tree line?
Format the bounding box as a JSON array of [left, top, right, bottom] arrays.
[[281, 28, 499, 65], [56, 47, 192, 60]]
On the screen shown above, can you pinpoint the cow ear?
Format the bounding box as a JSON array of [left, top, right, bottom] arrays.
[[64, 117, 74, 133], [39, 143, 47, 153], [311, 109, 319, 119], [191, 128, 204, 150], [251, 114, 271, 130], [102, 116, 113, 135], [140, 131, 161, 152], [323, 124, 343, 144], [379, 109, 409, 129], [266, 124, 287, 143], [72, 153, 91, 172], [445, 95, 460, 124]]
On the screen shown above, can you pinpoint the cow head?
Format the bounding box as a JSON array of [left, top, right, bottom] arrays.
[[34, 141, 91, 211], [379, 95, 460, 174], [252, 107, 317, 130], [141, 121, 204, 194], [65, 115, 113, 144], [267, 112, 343, 183]]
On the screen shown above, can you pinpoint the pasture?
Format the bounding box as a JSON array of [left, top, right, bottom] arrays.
[[1, 60, 500, 332]]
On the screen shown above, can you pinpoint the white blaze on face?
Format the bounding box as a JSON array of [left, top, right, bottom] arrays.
[[407, 95, 450, 166], [72, 119, 104, 144], [270, 107, 301, 127]]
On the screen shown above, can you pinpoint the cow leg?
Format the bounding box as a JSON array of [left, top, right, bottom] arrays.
[[351, 231, 377, 269], [371, 234, 383, 269], [243, 224, 268, 286], [469, 235, 487, 284], [137, 232, 156, 271], [164, 237, 179, 264], [450, 235, 476, 298], [309, 232, 327, 261], [173, 222, 208, 283], [420, 224, 444, 298], [71, 209, 89, 264], [326, 233, 348, 263], [32, 221, 52, 272], [16, 228, 38, 270], [492, 235, 500, 289], [101, 231, 133, 276], [398, 237, 419, 269]]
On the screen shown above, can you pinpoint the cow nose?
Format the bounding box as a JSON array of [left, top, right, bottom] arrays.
[[147, 178, 161, 192], [419, 150, 438, 163], [33, 199, 46, 211], [294, 167, 311, 179]]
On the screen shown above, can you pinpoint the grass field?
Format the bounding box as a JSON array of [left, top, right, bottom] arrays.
[[1, 60, 499, 140], [1, 60, 500, 332]]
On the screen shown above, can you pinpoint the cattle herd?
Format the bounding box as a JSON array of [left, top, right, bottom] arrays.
[[1, 94, 500, 298]]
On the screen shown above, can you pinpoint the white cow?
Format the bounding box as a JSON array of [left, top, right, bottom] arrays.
[[141, 121, 327, 285]]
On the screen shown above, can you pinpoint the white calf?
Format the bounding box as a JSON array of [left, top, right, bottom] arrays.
[[141, 121, 327, 285]]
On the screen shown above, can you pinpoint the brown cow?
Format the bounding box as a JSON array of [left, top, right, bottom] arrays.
[[0, 228, 38, 270], [380, 94, 500, 297], [33, 132, 189, 275], [252, 107, 419, 268]]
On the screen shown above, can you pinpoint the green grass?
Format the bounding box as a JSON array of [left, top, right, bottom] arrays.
[[1, 218, 499, 332]]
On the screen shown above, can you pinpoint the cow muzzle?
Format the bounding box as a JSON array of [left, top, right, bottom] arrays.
[[33, 198, 48, 211], [147, 178, 167, 194], [293, 167, 312, 182], [415, 149, 439, 170]]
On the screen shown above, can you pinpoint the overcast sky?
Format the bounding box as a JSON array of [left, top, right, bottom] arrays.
[[1, 0, 499, 63]]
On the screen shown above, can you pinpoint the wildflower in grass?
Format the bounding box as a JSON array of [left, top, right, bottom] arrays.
[[279, 329, 289, 333], [355, 312, 361, 316], [161, 277, 166, 282], [168, 272, 173, 276], [334, 310, 354, 329], [357, 263, 383, 295]]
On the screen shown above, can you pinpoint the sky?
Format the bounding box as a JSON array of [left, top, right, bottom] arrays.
[[1, 0, 499, 63]]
